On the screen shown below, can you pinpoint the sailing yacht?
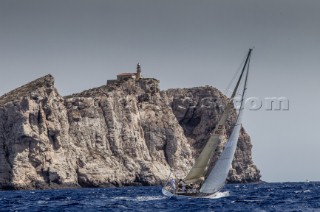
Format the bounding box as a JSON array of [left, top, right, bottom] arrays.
[[162, 49, 253, 198]]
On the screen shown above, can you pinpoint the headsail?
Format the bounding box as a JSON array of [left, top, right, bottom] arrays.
[[199, 107, 244, 193], [184, 49, 252, 184], [200, 49, 252, 194], [184, 103, 232, 184]]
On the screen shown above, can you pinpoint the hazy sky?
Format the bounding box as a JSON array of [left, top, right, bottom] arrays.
[[1, 0, 320, 182]]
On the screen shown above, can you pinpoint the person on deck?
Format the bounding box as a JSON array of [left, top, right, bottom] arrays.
[[182, 182, 186, 192], [178, 179, 186, 192], [170, 178, 175, 190]]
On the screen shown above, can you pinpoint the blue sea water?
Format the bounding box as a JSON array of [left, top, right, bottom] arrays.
[[1, 182, 320, 211]]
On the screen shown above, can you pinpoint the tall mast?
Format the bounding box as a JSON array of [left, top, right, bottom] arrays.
[[183, 49, 253, 184], [200, 49, 253, 194], [230, 49, 252, 99]]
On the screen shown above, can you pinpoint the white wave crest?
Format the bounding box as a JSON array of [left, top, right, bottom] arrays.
[[206, 191, 230, 199], [136, 196, 166, 202], [112, 196, 166, 202]]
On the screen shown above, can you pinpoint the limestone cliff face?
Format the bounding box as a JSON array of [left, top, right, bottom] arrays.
[[64, 78, 192, 187], [0, 76, 77, 189], [0, 75, 260, 190]]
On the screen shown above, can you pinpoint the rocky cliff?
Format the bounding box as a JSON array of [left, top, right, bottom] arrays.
[[0, 75, 260, 190]]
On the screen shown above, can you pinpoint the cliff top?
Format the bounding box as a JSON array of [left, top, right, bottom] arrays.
[[65, 85, 109, 99], [65, 77, 160, 99], [165, 85, 228, 101], [0, 74, 54, 107]]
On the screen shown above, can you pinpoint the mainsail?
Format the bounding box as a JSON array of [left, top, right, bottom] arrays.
[[184, 49, 252, 184], [200, 49, 252, 194]]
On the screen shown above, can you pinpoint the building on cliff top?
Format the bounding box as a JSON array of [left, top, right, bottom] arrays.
[[107, 63, 142, 85]]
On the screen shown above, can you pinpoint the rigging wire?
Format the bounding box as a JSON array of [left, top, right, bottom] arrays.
[[224, 52, 248, 98], [234, 50, 251, 123]]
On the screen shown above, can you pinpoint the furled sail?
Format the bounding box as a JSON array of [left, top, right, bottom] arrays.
[[184, 49, 252, 184], [200, 49, 251, 194]]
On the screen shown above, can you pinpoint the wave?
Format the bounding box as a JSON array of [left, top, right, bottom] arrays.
[[206, 191, 230, 199], [112, 195, 166, 202]]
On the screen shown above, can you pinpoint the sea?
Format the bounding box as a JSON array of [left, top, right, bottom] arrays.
[[1, 182, 320, 211]]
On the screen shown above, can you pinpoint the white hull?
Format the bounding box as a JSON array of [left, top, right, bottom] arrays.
[[161, 188, 221, 199]]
